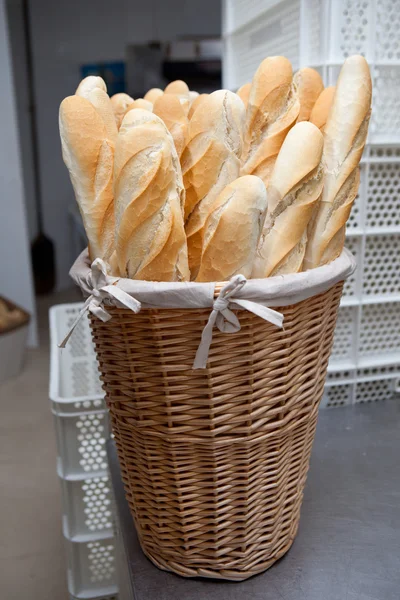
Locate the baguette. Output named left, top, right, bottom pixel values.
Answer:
left=309, top=86, right=335, bottom=131
left=181, top=90, right=245, bottom=278
left=59, top=95, right=115, bottom=261
left=126, top=98, right=153, bottom=112
left=144, top=88, right=163, bottom=103
left=164, top=80, right=190, bottom=115
left=75, top=75, right=106, bottom=95
left=236, top=82, right=251, bottom=108
left=153, top=94, right=188, bottom=157
left=196, top=176, right=267, bottom=282
left=164, top=80, right=189, bottom=95
left=114, top=109, right=189, bottom=281
left=304, top=55, right=372, bottom=269
left=76, top=76, right=118, bottom=143
left=110, top=93, right=134, bottom=128
left=252, top=122, right=324, bottom=278
left=294, top=67, right=324, bottom=122
left=241, top=56, right=300, bottom=186
left=188, top=93, right=208, bottom=119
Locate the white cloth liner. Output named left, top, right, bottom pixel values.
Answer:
left=61, top=248, right=356, bottom=369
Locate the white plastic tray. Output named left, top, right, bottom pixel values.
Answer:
left=61, top=476, right=114, bottom=542
left=65, top=534, right=118, bottom=599
left=54, top=409, right=110, bottom=480
left=49, top=304, right=105, bottom=414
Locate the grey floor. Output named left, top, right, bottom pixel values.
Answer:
left=0, top=287, right=81, bottom=600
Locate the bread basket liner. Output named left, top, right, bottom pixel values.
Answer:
left=60, top=247, right=356, bottom=368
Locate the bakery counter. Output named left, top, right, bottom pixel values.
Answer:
left=107, top=400, right=400, bottom=600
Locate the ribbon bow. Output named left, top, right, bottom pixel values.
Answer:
left=193, top=274, right=284, bottom=369
left=59, top=258, right=141, bottom=348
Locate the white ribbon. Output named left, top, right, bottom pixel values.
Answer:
left=193, top=275, right=284, bottom=369
left=59, top=258, right=141, bottom=348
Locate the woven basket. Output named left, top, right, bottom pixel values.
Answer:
left=90, top=280, right=343, bottom=580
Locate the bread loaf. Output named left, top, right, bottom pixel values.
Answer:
left=188, top=93, right=208, bottom=119
left=236, top=82, right=251, bottom=108
left=294, top=68, right=324, bottom=122
left=110, top=93, right=134, bottom=128
left=153, top=94, right=188, bottom=157
left=164, top=80, right=189, bottom=95
left=75, top=76, right=106, bottom=96
left=181, top=90, right=245, bottom=278
left=164, top=80, right=190, bottom=115
left=114, top=109, right=189, bottom=281
left=189, top=90, right=199, bottom=103
left=59, top=95, right=115, bottom=261
left=304, top=55, right=372, bottom=269
left=309, top=86, right=335, bottom=131
left=144, top=88, right=163, bottom=103
left=241, top=56, right=300, bottom=186
left=196, top=176, right=267, bottom=282
left=76, top=76, right=118, bottom=143
left=252, top=122, right=324, bottom=278
left=126, top=98, right=153, bottom=112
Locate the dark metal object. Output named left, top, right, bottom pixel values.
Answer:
left=108, top=401, right=400, bottom=600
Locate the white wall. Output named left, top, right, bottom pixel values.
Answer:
left=0, top=0, right=37, bottom=345
left=29, top=0, right=221, bottom=290
left=6, top=0, right=37, bottom=243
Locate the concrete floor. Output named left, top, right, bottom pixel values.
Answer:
left=0, top=287, right=81, bottom=600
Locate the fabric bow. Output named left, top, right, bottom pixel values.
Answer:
left=193, top=275, right=284, bottom=369
left=59, top=258, right=141, bottom=348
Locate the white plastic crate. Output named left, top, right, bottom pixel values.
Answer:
left=322, top=363, right=400, bottom=408
left=65, top=535, right=118, bottom=599
left=50, top=304, right=105, bottom=414
left=223, top=0, right=400, bottom=144
left=61, top=476, right=114, bottom=542
left=54, top=409, right=110, bottom=480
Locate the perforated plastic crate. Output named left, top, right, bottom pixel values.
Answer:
left=223, top=0, right=400, bottom=144
left=61, top=476, right=114, bottom=542
left=322, top=363, right=400, bottom=408
left=54, top=409, right=110, bottom=480
left=50, top=304, right=105, bottom=414
left=65, top=535, right=118, bottom=599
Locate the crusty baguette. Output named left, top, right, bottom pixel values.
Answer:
left=241, top=56, right=300, bottom=186
left=153, top=94, right=188, bottom=157
left=309, top=86, right=335, bottom=131
left=188, top=93, right=208, bottom=119
left=236, top=82, right=251, bottom=108
left=164, top=80, right=190, bottom=115
left=164, top=80, right=189, bottom=95
left=196, top=176, right=267, bottom=282
left=252, top=122, right=324, bottom=278
left=59, top=95, right=115, bottom=261
left=126, top=98, right=153, bottom=112
left=114, top=109, right=189, bottom=281
left=75, top=75, right=106, bottom=96
left=181, top=90, right=245, bottom=278
left=76, top=76, right=118, bottom=144
left=144, top=88, right=163, bottom=103
left=304, top=55, right=372, bottom=269
left=294, top=67, right=324, bottom=122
left=110, top=93, right=134, bottom=128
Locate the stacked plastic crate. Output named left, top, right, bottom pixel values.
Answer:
left=50, top=304, right=118, bottom=600
left=223, top=0, right=400, bottom=407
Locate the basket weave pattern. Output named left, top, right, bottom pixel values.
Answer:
left=90, top=281, right=343, bottom=580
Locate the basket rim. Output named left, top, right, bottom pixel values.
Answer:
left=70, top=247, right=356, bottom=310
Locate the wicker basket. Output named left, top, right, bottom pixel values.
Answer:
left=89, top=276, right=344, bottom=580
